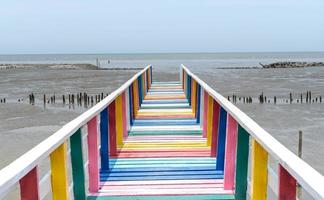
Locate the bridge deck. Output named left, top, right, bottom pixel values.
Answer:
left=88, top=82, right=234, bottom=200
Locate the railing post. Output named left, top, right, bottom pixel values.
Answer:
left=128, top=86, right=134, bottom=126
left=50, top=143, right=69, bottom=200
left=251, top=139, right=268, bottom=200
left=224, top=114, right=238, bottom=190
left=19, top=167, right=39, bottom=200
left=138, top=77, right=143, bottom=106
left=196, top=84, right=201, bottom=123
left=100, top=108, right=109, bottom=171
left=216, top=107, right=227, bottom=171
left=207, top=94, right=213, bottom=146
left=191, top=79, right=197, bottom=115
left=116, top=95, right=124, bottom=147
left=122, top=92, right=128, bottom=139
left=109, top=101, right=117, bottom=156
left=187, top=75, right=191, bottom=105
left=199, top=86, right=204, bottom=127
left=70, top=129, right=86, bottom=200
left=211, top=100, right=220, bottom=157
left=132, top=81, right=139, bottom=117
left=87, top=116, right=99, bottom=193
left=278, top=164, right=297, bottom=200
left=234, top=125, right=250, bottom=200
left=202, top=90, right=208, bottom=138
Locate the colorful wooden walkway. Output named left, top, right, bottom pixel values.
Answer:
left=1, top=65, right=324, bottom=200
left=88, top=81, right=234, bottom=199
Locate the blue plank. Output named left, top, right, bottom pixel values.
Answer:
left=196, top=84, right=201, bottom=123
left=100, top=108, right=109, bottom=171
left=216, top=107, right=227, bottom=171
left=128, top=86, right=133, bottom=126
left=138, top=76, right=143, bottom=105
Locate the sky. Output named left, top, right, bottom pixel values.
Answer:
left=0, top=0, right=324, bottom=54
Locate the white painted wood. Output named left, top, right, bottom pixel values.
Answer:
left=0, top=65, right=151, bottom=197
left=39, top=172, right=51, bottom=200
left=182, top=64, right=324, bottom=199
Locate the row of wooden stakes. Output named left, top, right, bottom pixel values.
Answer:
left=228, top=91, right=322, bottom=104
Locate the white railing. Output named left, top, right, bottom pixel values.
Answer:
left=182, top=64, right=324, bottom=199
left=0, top=65, right=151, bottom=199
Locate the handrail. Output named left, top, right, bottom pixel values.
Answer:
left=0, top=65, right=151, bottom=197
left=181, top=64, right=324, bottom=199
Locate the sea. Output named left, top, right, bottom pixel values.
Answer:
left=1, top=52, right=324, bottom=72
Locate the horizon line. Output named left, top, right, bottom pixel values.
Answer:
left=1, top=50, right=324, bottom=56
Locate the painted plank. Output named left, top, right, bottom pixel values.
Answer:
left=196, top=84, right=201, bottom=123
left=206, top=94, right=213, bottom=146
left=70, top=128, right=86, bottom=200
left=211, top=100, right=220, bottom=157
left=251, top=139, right=268, bottom=200
left=191, top=79, right=197, bottom=115
left=223, top=114, right=238, bottom=190
left=87, top=116, right=99, bottom=193
left=100, top=108, right=109, bottom=171
left=278, top=164, right=297, bottom=200
left=122, top=92, right=128, bottom=139
left=87, top=194, right=234, bottom=200
left=202, top=90, right=208, bottom=138
left=216, top=107, right=227, bottom=171
left=132, top=81, right=139, bottom=117
left=19, top=167, right=39, bottom=200
left=109, top=101, right=117, bottom=156
left=50, top=143, right=69, bottom=200
left=115, top=95, right=124, bottom=146
left=234, top=125, right=249, bottom=200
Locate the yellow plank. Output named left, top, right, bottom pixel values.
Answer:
left=206, top=95, right=213, bottom=146
left=191, top=79, right=197, bottom=115
left=116, top=95, right=124, bottom=146
left=251, top=139, right=268, bottom=200
left=50, top=142, right=69, bottom=200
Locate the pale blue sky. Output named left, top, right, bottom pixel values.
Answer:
left=1, top=0, right=324, bottom=54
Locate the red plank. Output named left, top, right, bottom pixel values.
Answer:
left=211, top=100, right=220, bottom=157
left=279, top=164, right=297, bottom=200
left=87, top=116, right=99, bottom=193
left=19, top=167, right=39, bottom=200
left=109, top=101, right=117, bottom=156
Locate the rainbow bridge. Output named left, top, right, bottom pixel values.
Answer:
left=0, top=65, right=324, bottom=200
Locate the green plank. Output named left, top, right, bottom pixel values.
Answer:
left=234, top=125, right=250, bottom=200
left=70, top=129, right=86, bottom=200
left=88, top=194, right=235, bottom=200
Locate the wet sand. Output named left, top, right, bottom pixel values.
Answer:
left=0, top=67, right=323, bottom=199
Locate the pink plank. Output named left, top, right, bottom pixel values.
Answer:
left=223, top=114, right=238, bottom=190
left=87, top=116, right=99, bottom=193
left=121, top=92, right=128, bottom=139
left=19, top=167, right=39, bottom=200
left=279, top=164, right=297, bottom=200
left=100, top=179, right=224, bottom=186
left=93, top=187, right=234, bottom=196
left=211, top=100, right=220, bottom=157
left=202, top=90, right=208, bottom=138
